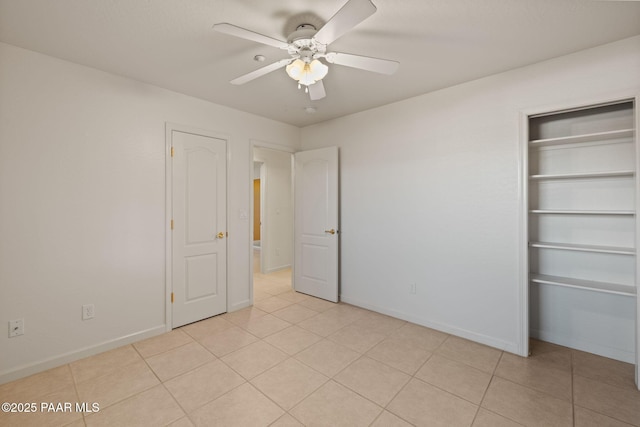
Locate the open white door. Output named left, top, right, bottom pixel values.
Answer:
left=294, top=147, right=339, bottom=302
left=171, top=130, right=227, bottom=327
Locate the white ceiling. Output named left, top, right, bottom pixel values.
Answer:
left=1, top=0, right=639, bottom=127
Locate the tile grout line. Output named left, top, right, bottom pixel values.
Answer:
left=170, top=353, right=250, bottom=418
left=571, top=373, right=640, bottom=427
left=69, top=365, right=87, bottom=427
left=130, top=340, right=185, bottom=417
left=158, top=382, right=188, bottom=425
left=263, top=327, right=324, bottom=358
left=356, top=329, right=447, bottom=425
left=246, top=356, right=332, bottom=424
left=376, top=351, right=433, bottom=426
left=182, top=379, right=252, bottom=420
left=122, top=345, right=185, bottom=420
left=74, top=345, right=160, bottom=418
left=475, top=350, right=527, bottom=427
left=470, top=350, right=505, bottom=427
left=137, top=332, right=234, bottom=419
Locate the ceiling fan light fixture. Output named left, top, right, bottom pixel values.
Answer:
left=286, top=58, right=328, bottom=86
left=309, top=59, right=328, bottom=80
left=286, top=59, right=305, bottom=80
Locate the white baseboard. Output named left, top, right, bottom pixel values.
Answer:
left=340, top=295, right=520, bottom=355
left=530, top=328, right=634, bottom=364
left=229, top=299, right=252, bottom=312
left=264, top=264, right=291, bottom=274
left=0, top=325, right=166, bottom=385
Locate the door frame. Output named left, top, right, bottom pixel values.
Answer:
left=249, top=140, right=295, bottom=304
left=165, top=123, right=231, bottom=331
left=517, top=93, right=640, bottom=388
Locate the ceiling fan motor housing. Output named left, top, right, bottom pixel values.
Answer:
left=287, top=24, right=326, bottom=60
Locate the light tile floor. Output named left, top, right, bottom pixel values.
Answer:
left=1, top=257, right=639, bottom=426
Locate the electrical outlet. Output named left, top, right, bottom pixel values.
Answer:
left=410, top=283, right=417, bottom=294
left=82, top=304, right=95, bottom=320
left=9, top=319, right=24, bottom=337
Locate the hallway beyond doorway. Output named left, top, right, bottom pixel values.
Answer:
left=253, top=248, right=294, bottom=304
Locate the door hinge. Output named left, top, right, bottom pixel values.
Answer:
left=171, top=292, right=174, bottom=303
left=171, top=146, right=175, bottom=157
left=171, top=219, right=174, bottom=230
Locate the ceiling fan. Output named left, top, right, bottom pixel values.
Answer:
left=213, top=0, right=399, bottom=101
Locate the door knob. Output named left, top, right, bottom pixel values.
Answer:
left=324, top=229, right=336, bottom=235
left=217, top=232, right=225, bottom=239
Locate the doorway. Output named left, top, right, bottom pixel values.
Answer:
left=250, top=143, right=341, bottom=304
left=252, top=146, right=294, bottom=301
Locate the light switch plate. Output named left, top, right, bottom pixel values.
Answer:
left=9, top=319, right=24, bottom=337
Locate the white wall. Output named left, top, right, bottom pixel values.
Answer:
left=0, top=42, right=300, bottom=383
left=253, top=147, right=293, bottom=273
left=301, top=36, right=640, bottom=354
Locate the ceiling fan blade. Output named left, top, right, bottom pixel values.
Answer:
left=325, top=52, right=399, bottom=75
left=308, top=80, right=326, bottom=100
left=230, top=58, right=293, bottom=85
left=313, top=0, right=376, bottom=45
left=213, top=23, right=289, bottom=50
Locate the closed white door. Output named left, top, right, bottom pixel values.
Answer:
left=294, top=147, right=339, bottom=302
left=171, top=130, right=227, bottom=327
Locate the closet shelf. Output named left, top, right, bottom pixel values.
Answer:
left=529, top=128, right=634, bottom=148
left=530, top=274, right=636, bottom=297
left=529, top=241, right=635, bottom=255
left=529, top=209, right=635, bottom=215
left=529, top=170, right=635, bottom=180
